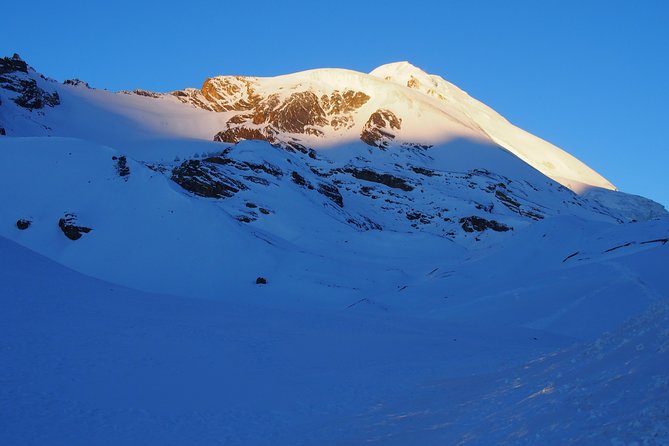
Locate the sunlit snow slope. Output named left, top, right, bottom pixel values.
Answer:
left=370, top=61, right=617, bottom=191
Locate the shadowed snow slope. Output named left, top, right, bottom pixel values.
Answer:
left=1, top=217, right=668, bottom=445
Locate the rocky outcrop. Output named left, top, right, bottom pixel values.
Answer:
left=113, top=156, right=130, bottom=178
left=214, top=126, right=276, bottom=145
left=317, top=183, right=344, bottom=207
left=171, top=159, right=247, bottom=199
left=0, top=54, right=60, bottom=110
left=0, top=54, right=28, bottom=75
left=58, top=214, right=92, bottom=240
left=16, top=218, right=31, bottom=230
left=173, top=77, right=371, bottom=147
left=63, top=79, right=90, bottom=88
left=266, top=91, right=329, bottom=134
left=121, top=89, right=161, bottom=99
left=411, top=166, right=438, bottom=177
left=405, top=211, right=431, bottom=224
left=320, top=90, right=371, bottom=130
left=345, top=168, right=413, bottom=192
left=173, top=76, right=262, bottom=113
left=360, top=109, right=402, bottom=149
left=12, top=81, right=60, bottom=110
left=459, top=216, right=511, bottom=233
left=201, top=76, right=263, bottom=112
left=291, top=171, right=312, bottom=188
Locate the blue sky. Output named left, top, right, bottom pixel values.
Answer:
left=2, top=0, right=668, bottom=207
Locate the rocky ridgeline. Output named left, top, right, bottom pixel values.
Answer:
left=0, top=54, right=60, bottom=112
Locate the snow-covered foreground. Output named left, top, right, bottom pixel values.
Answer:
left=2, top=223, right=668, bottom=445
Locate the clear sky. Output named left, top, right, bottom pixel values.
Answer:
left=2, top=0, right=668, bottom=207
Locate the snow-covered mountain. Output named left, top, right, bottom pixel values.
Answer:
left=1, top=54, right=616, bottom=189
left=0, top=53, right=616, bottom=184
left=1, top=54, right=668, bottom=444
left=171, top=60, right=617, bottom=192
left=0, top=53, right=665, bottom=294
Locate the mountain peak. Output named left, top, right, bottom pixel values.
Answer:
left=369, top=61, right=430, bottom=80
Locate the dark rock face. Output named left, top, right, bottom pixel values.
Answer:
left=174, top=77, right=370, bottom=148
left=0, top=54, right=60, bottom=111
left=459, top=216, right=511, bottom=233
left=346, top=168, right=413, bottom=191
left=16, top=218, right=31, bottom=230
left=63, top=79, right=90, bottom=88
left=317, top=183, right=344, bottom=207
left=123, top=89, right=160, bottom=98
left=411, top=166, right=438, bottom=177
left=171, top=159, right=247, bottom=199
left=0, top=128, right=5, bottom=136
left=113, top=156, right=130, bottom=178
left=5, top=78, right=60, bottom=110
left=291, top=171, right=312, bottom=189
left=268, top=91, right=329, bottom=134
left=360, top=109, right=402, bottom=149
left=255, top=277, right=267, bottom=285
left=320, top=90, right=371, bottom=130
left=199, top=76, right=262, bottom=112
left=214, top=126, right=276, bottom=145
left=244, top=175, right=270, bottom=185
left=402, top=143, right=433, bottom=151
left=58, top=214, right=92, bottom=240
left=16, top=85, right=59, bottom=109
left=0, top=54, right=28, bottom=75
left=406, top=211, right=431, bottom=224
